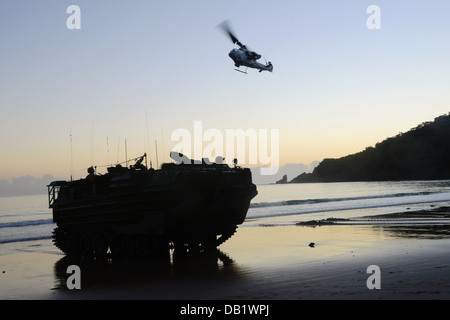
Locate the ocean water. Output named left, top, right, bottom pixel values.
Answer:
left=1, top=180, right=450, bottom=253
left=246, top=180, right=450, bottom=227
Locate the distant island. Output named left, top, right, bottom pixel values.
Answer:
left=280, top=113, right=450, bottom=183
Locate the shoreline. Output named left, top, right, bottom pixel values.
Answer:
left=1, top=207, right=450, bottom=300
left=296, top=206, right=450, bottom=225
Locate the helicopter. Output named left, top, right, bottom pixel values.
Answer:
left=219, top=20, right=273, bottom=74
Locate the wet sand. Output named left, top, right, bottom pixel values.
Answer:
left=1, top=212, right=450, bottom=302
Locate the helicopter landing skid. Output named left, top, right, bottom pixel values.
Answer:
left=234, top=68, right=248, bottom=74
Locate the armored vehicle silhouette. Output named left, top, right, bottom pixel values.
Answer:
left=48, top=152, right=257, bottom=257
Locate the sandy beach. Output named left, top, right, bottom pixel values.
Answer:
left=1, top=210, right=450, bottom=304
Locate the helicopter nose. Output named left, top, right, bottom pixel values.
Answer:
left=229, top=49, right=240, bottom=62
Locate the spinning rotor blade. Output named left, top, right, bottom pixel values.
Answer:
left=218, top=20, right=244, bottom=48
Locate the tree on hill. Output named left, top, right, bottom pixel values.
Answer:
left=290, top=113, right=450, bottom=183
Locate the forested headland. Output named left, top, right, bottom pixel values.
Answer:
left=288, top=113, right=450, bottom=183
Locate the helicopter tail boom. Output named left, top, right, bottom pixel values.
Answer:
left=263, top=62, right=273, bottom=72
left=255, top=61, right=273, bottom=73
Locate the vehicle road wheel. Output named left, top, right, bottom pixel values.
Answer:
left=92, top=235, right=108, bottom=256
left=136, top=236, right=151, bottom=258
left=79, top=235, right=92, bottom=256
left=66, top=234, right=80, bottom=255
left=122, top=236, right=135, bottom=257
left=109, top=236, right=121, bottom=257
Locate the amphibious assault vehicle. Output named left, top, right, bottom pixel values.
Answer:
left=48, top=152, right=257, bottom=258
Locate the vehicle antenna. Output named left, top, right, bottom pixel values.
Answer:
left=125, top=139, right=128, bottom=167
left=117, top=137, right=121, bottom=164
left=106, top=136, right=110, bottom=167
left=91, top=121, right=94, bottom=166
left=146, top=110, right=153, bottom=168
left=161, top=128, right=166, bottom=164
left=70, top=132, right=73, bottom=181
left=155, top=140, right=159, bottom=169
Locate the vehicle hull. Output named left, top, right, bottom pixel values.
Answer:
left=49, top=161, right=257, bottom=257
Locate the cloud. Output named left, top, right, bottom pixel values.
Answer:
left=0, top=174, right=58, bottom=197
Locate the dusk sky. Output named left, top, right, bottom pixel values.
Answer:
left=1, top=1, right=449, bottom=181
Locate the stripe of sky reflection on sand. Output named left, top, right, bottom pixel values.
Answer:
left=220, top=225, right=392, bottom=269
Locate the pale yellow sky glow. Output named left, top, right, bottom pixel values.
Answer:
left=1, top=1, right=449, bottom=182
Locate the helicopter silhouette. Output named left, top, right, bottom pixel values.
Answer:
left=219, top=20, right=273, bottom=74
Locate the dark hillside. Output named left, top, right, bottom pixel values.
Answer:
left=291, top=113, right=450, bottom=183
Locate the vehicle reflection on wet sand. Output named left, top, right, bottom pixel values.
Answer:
left=53, top=248, right=242, bottom=296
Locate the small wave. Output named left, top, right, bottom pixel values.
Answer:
left=0, top=218, right=54, bottom=229
left=0, top=211, right=50, bottom=219
left=250, top=200, right=288, bottom=208
left=0, top=235, right=52, bottom=244
left=250, top=191, right=441, bottom=209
